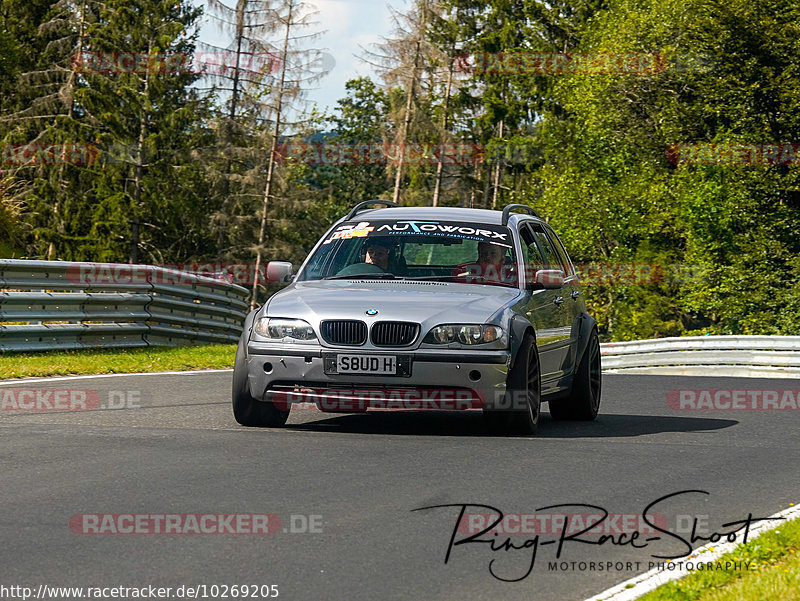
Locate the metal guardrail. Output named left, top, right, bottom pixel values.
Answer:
left=4, top=265, right=798, bottom=376
left=601, top=335, right=800, bottom=378
left=0, top=260, right=250, bottom=352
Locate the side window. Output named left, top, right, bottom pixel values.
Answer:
left=527, top=223, right=564, bottom=273
left=543, top=226, right=574, bottom=276
left=520, top=224, right=546, bottom=273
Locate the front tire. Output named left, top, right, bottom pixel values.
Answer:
left=232, top=335, right=290, bottom=427
left=550, top=327, right=601, bottom=421
left=483, top=333, right=540, bottom=434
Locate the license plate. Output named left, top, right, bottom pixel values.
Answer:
left=337, top=354, right=397, bottom=375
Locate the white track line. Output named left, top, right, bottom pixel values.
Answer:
left=0, top=369, right=232, bottom=385
left=584, top=502, right=800, bottom=601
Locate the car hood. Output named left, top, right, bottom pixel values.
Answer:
left=264, top=280, right=522, bottom=325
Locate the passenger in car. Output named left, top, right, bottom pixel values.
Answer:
left=452, top=242, right=514, bottom=284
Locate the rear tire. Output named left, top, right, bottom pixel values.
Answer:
left=483, top=333, right=540, bottom=435
left=550, top=327, right=601, bottom=421
left=232, top=335, right=290, bottom=427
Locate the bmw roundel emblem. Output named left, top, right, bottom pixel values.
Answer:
left=366, top=309, right=379, bottom=316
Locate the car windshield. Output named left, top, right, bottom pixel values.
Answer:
left=298, top=219, right=518, bottom=288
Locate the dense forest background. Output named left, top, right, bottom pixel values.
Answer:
left=2, top=0, right=799, bottom=341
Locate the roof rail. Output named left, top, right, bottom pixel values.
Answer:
left=501, top=204, right=541, bottom=226
left=345, top=200, right=399, bottom=221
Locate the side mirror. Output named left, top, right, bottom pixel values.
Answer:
left=532, top=269, right=564, bottom=290
left=267, top=261, right=294, bottom=283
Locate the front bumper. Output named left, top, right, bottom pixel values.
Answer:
left=246, top=343, right=511, bottom=411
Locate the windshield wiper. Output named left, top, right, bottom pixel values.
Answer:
left=323, top=273, right=397, bottom=280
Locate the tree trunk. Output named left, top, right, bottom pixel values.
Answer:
left=130, top=36, right=153, bottom=264
left=48, top=0, right=86, bottom=260
left=432, top=56, right=453, bottom=207
left=216, top=0, right=247, bottom=259
left=392, top=0, right=426, bottom=205
left=251, top=0, right=293, bottom=309
left=491, top=118, right=504, bottom=209
left=481, top=160, right=491, bottom=208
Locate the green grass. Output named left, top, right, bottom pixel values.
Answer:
left=0, top=345, right=237, bottom=379
left=637, top=512, right=800, bottom=601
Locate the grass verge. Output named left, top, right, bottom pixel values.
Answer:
left=637, top=513, right=800, bottom=601
left=0, top=345, right=236, bottom=379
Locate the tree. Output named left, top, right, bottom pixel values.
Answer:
left=426, top=1, right=474, bottom=206
left=533, top=0, right=800, bottom=338
left=365, top=0, right=435, bottom=205
left=0, top=0, right=100, bottom=259
left=250, top=0, right=327, bottom=307
left=328, top=77, right=391, bottom=203
left=202, top=0, right=278, bottom=259
left=78, top=0, right=214, bottom=262
left=0, top=173, right=27, bottom=256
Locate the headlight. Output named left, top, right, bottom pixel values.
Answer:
left=254, top=318, right=317, bottom=341
left=424, top=324, right=505, bottom=345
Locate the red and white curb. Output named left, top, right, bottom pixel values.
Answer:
left=584, top=502, right=800, bottom=601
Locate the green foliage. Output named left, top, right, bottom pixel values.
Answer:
left=1, top=0, right=798, bottom=340
left=638, top=516, right=800, bottom=601
left=0, top=344, right=236, bottom=378
left=317, top=76, right=392, bottom=204
left=533, top=0, right=800, bottom=339
left=0, top=175, right=27, bottom=255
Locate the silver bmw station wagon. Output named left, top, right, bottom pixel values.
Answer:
left=232, top=202, right=601, bottom=434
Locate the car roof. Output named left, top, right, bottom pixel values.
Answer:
left=342, top=206, right=539, bottom=226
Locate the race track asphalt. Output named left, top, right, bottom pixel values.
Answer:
left=1, top=372, right=798, bottom=601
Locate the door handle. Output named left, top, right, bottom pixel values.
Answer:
left=554, top=296, right=565, bottom=306
left=571, top=290, right=580, bottom=300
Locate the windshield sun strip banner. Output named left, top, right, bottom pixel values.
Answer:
left=322, top=220, right=512, bottom=246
